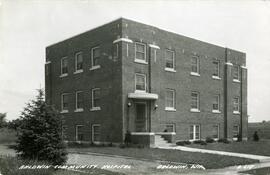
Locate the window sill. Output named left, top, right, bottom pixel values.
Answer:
left=212, top=110, right=221, bottom=114
left=165, top=107, right=176, bottom=111
left=134, top=59, right=148, bottom=65
left=165, top=68, right=177, bottom=72
left=190, top=108, right=200, bottom=113
left=190, top=72, right=200, bottom=77
left=59, top=73, right=68, bottom=78
left=212, top=76, right=221, bottom=80
left=134, top=90, right=146, bottom=93
left=233, top=79, right=241, bottom=83
left=60, top=110, right=68, bottom=114
left=74, top=109, right=84, bottom=112
left=90, top=65, right=101, bottom=71
left=233, top=111, right=240, bottom=114
left=74, top=70, right=83, bottom=74
left=90, top=107, right=101, bottom=111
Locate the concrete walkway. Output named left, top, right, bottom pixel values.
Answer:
left=156, top=145, right=270, bottom=162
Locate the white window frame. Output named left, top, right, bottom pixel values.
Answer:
left=212, top=94, right=221, bottom=113
left=91, top=88, right=101, bottom=111
left=212, top=124, right=220, bottom=140
left=134, top=42, right=147, bottom=64
left=189, top=125, right=200, bottom=141
left=163, top=123, right=176, bottom=132
left=113, top=43, right=118, bottom=59
left=61, top=125, right=68, bottom=140
left=60, top=57, right=68, bottom=77
left=74, top=52, right=83, bottom=74
left=165, top=89, right=176, bottom=111
left=75, top=125, right=83, bottom=142
left=233, top=97, right=240, bottom=114
left=190, top=91, right=200, bottom=112
left=75, top=91, right=84, bottom=112
left=233, top=125, right=239, bottom=139
left=233, top=65, right=240, bottom=82
left=212, top=60, right=221, bottom=80
left=90, top=46, right=101, bottom=70
left=135, top=73, right=146, bottom=92
left=61, top=93, right=69, bottom=113
left=92, top=124, right=101, bottom=144
left=190, top=56, right=200, bottom=76
left=165, top=49, right=176, bottom=72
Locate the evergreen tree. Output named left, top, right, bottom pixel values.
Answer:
left=15, top=89, right=67, bottom=165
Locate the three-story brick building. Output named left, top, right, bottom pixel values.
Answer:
left=45, top=18, right=248, bottom=146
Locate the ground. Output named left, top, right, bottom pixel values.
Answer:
left=185, top=139, right=270, bottom=156
left=68, top=146, right=258, bottom=169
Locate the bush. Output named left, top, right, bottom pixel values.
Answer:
left=205, top=137, right=215, bottom=143
left=176, top=140, right=191, bottom=146
left=193, top=140, right=207, bottom=145
left=0, top=128, right=17, bottom=144
left=218, top=138, right=230, bottom=144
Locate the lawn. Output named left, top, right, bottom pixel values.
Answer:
left=0, top=155, right=123, bottom=175
left=185, top=139, right=270, bottom=156
left=68, top=146, right=258, bottom=169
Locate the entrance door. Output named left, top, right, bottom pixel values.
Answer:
left=135, top=103, right=147, bottom=132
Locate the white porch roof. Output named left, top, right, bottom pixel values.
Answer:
left=128, top=92, right=158, bottom=100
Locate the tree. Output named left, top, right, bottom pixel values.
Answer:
left=15, top=89, right=67, bottom=165
left=0, top=113, right=7, bottom=128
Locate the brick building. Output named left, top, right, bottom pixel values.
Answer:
left=45, top=18, right=248, bottom=146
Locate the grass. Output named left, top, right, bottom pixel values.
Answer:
left=0, top=155, right=123, bottom=175
left=68, top=146, right=258, bottom=169
left=185, top=139, right=270, bottom=156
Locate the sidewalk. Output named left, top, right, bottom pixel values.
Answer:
left=156, top=145, right=270, bottom=162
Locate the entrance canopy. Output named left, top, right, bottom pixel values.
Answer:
left=128, top=92, right=158, bottom=100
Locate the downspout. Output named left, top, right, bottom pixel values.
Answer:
left=224, top=48, right=228, bottom=139
left=148, top=46, right=152, bottom=132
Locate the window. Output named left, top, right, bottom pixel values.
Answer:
left=164, top=124, right=175, bottom=132
left=233, top=65, right=240, bottom=81
left=165, top=89, right=175, bottom=111
left=165, top=50, right=175, bottom=70
left=75, top=125, right=84, bottom=141
left=61, top=93, right=68, bottom=112
left=75, top=91, right=83, bottom=111
left=91, top=88, right=101, bottom=110
left=213, top=94, right=220, bottom=112
left=91, top=46, right=100, bottom=69
left=233, top=97, right=240, bottom=113
left=135, top=73, right=146, bottom=92
left=62, top=125, right=68, bottom=140
left=113, top=43, right=118, bottom=59
left=190, top=125, right=200, bottom=140
left=212, top=125, right=219, bottom=139
left=191, top=92, right=199, bottom=111
left=135, top=42, right=146, bottom=62
left=92, top=124, right=101, bottom=143
left=75, top=52, right=83, bottom=72
left=233, top=125, right=239, bottom=138
left=213, top=60, right=220, bottom=78
left=61, top=57, right=68, bottom=76
left=191, top=56, right=199, bottom=75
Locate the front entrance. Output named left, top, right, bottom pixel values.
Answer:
left=135, top=102, right=147, bottom=132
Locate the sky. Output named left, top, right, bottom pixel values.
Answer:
left=0, top=0, right=270, bottom=122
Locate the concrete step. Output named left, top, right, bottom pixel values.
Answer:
left=154, top=135, right=171, bottom=147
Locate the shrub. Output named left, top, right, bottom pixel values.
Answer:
left=205, top=137, right=215, bottom=143
left=176, top=140, right=191, bottom=146
left=193, top=140, right=207, bottom=145
left=119, top=143, right=126, bottom=149
left=218, top=138, right=230, bottom=144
